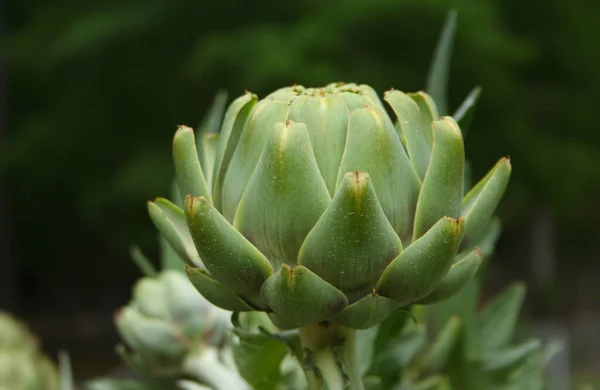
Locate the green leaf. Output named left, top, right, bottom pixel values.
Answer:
left=377, top=217, right=464, bottom=305
left=420, top=316, right=462, bottom=373
left=186, top=266, right=254, bottom=312
left=333, top=293, right=401, bottom=329
left=232, top=328, right=289, bottom=389
left=461, top=158, right=511, bottom=247
left=480, top=338, right=542, bottom=372
left=477, top=282, right=526, bottom=353
left=261, top=264, right=349, bottom=327
left=336, top=107, right=421, bottom=240
left=173, top=126, right=211, bottom=202
left=356, top=326, right=379, bottom=376
left=196, top=90, right=228, bottom=135
left=147, top=198, right=202, bottom=267
left=370, top=324, right=427, bottom=383
left=384, top=89, right=431, bottom=180
left=373, top=309, right=414, bottom=353
left=425, top=10, right=458, bottom=116
left=287, top=94, right=350, bottom=195
left=426, top=278, right=479, bottom=358
left=212, top=92, right=258, bottom=211
left=233, top=121, right=331, bottom=269
left=222, top=99, right=291, bottom=220
left=185, top=195, right=273, bottom=305
left=453, top=86, right=482, bottom=138
left=299, top=171, right=402, bottom=301
left=129, top=245, right=158, bottom=277
left=417, top=248, right=482, bottom=304
left=413, top=117, right=464, bottom=240
left=473, top=217, right=502, bottom=261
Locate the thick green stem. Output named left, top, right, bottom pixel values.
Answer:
left=183, top=348, right=250, bottom=390
left=300, top=323, right=364, bottom=390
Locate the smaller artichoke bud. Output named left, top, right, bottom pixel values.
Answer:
left=0, top=311, right=59, bottom=390
left=115, top=270, right=231, bottom=375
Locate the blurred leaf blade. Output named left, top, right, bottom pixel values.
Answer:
left=426, top=9, right=458, bottom=116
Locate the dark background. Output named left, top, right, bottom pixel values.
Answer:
left=1, top=0, right=599, bottom=383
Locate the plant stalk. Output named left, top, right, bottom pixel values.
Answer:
left=300, top=323, right=364, bottom=390
left=183, top=348, right=250, bottom=390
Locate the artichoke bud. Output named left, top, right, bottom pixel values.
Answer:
left=114, top=271, right=231, bottom=372
left=151, top=83, right=509, bottom=330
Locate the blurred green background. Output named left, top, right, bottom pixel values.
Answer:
left=2, top=0, right=599, bottom=382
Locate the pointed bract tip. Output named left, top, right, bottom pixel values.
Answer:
left=281, top=263, right=292, bottom=272
left=184, top=194, right=209, bottom=210
left=473, top=246, right=483, bottom=257
left=176, top=125, right=193, bottom=133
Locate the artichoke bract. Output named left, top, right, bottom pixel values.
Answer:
left=0, top=312, right=59, bottom=390
left=149, top=83, right=511, bottom=330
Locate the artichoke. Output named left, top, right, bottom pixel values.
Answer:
left=149, top=83, right=511, bottom=331
left=0, top=311, right=59, bottom=390
left=114, top=270, right=248, bottom=389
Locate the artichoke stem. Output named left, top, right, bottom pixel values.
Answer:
left=300, top=323, right=365, bottom=390
left=183, top=348, right=250, bottom=390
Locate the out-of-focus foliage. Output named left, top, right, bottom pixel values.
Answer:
left=0, top=312, right=59, bottom=389
left=3, top=0, right=599, bottom=312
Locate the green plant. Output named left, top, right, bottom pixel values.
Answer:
left=76, top=11, right=565, bottom=390
left=0, top=312, right=59, bottom=390
left=361, top=284, right=556, bottom=390
left=144, top=51, right=513, bottom=390
left=140, top=10, right=516, bottom=388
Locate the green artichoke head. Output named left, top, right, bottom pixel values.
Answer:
left=149, top=83, right=511, bottom=330
left=114, top=270, right=231, bottom=374
left=0, top=312, right=59, bottom=390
